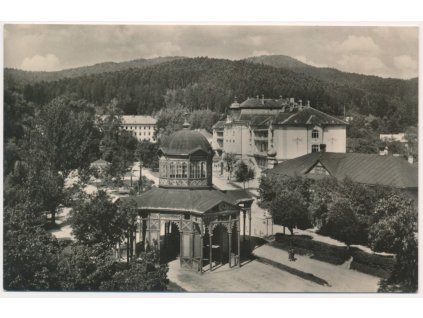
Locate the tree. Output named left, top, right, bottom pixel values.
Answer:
left=99, top=252, right=169, bottom=291
left=369, top=193, right=418, bottom=292
left=269, top=188, right=311, bottom=235
left=99, top=99, right=138, bottom=178
left=155, top=104, right=188, bottom=138
left=69, top=190, right=128, bottom=249
left=319, top=198, right=364, bottom=245
left=136, top=140, right=160, bottom=170
left=3, top=204, right=61, bottom=290
left=57, top=243, right=117, bottom=291
left=234, top=161, right=255, bottom=189
left=222, top=152, right=237, bottom=179
left=33, top=95, right=101, bottom=176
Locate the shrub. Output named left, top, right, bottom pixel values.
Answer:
left=350, top=247, right=396, bottom=279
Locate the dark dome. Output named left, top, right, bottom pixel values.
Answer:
left=161, top=129, right=212, bottom=156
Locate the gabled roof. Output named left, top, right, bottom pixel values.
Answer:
left=212, top=121, right=225, bottom=130
left=240, top=98, right=285, bottom=109
left=122, top=188, right=240, bottom=214
left=222, top=189, right=255, bottom=205
left=266, top=152, right=418, bottom=189
left=275, top=107, right=347, bottom=126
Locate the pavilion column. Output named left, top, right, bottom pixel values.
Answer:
left=200, top=233, right=204, bottom=274
left=243, top=210, right=246, bottom=241
left=248, top=208, right=252, bottom=252
left=237, top=218, right=241, bottom=268
left=209, top=229, right=213, bottom=272
left=228, top=228, right=232, bottom=268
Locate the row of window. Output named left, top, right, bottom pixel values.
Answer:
left=132, top=131, right=151, bottom=136
left=160, top=161, right=207, bottom=179
left=124, top=125, right=153, bottom=130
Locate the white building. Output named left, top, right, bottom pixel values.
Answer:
left=121, top=115, right=157, bottom=142
left=212, top=96, right=347, bottom=171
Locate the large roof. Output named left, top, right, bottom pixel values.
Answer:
left=160, top=129, right=213, bottom=156
left=274, top=107, right=347, bottom=126
left=121, top=115, right=157, bottom=125
left=266, top=152, right=418, bottom=189
left=121, top=187, right=240, bottom=214
left=240, top=97, right=285, bottom=109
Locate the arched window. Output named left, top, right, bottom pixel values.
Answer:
left=312, top=129, right=319, bottom=139
left=169, top=162, right=175, bottom=178
left=200, top=162, right=206, bottom=178
left=182, top=162, right=187, bottom=178
left=176, top=162, right=182, bottom=178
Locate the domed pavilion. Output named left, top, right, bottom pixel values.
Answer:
left=123, top=121, right=254, bottom=272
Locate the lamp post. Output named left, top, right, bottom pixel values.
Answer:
left=138, top=161, right=143, bottom=195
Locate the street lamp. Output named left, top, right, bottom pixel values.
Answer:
left=138, top=161, right=143, bottom=195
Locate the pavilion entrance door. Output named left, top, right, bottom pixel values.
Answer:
left=161, top=221, right=180, bottom=264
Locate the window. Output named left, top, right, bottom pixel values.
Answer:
left=169, top=162, right=175, bottom=178
left=190, top=162, right=200, bottom=178
left=312, top=129, right=319, bottom=139
left=200, top=162, right=206, bottom=178
left=162, top=161, right=167, bottom=177
left=176, top=162, right=182, bottom=178
left=182, top=162, right=187, bottom=178
left=312, top=145, right=319, bottom=153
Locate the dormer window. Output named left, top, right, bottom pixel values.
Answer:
left=312, top=129, right=319, bottom=139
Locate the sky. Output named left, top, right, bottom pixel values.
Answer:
left=3, top=24, right=419, bottom=79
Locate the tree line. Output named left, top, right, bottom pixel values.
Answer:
left=6, top=57, right=417, bottom=133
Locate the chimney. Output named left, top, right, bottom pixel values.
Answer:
left=320, top=144, right=326, bottom=152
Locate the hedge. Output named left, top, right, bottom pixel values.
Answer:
left=273, top=233, right=350, bottom=265
left=350, top=247, right=396, bottom=279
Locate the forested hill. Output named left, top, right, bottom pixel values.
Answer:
left=5, top=56, right=418, bottom=131
left=4, top=56, right=184, bottom=84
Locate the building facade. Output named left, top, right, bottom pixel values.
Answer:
left=212, top=96, right=347, bottom=171
left=121, top=115, right=157, bottom=142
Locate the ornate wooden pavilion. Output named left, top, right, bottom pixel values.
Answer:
left=121, top=123, right=254, bottom=272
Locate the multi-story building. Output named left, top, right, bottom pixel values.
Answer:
left=212, top=96, right=347, bottom=171
left=121, top=115, right=157, bottom=142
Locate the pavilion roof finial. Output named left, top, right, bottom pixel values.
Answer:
left=183, top=111, right=190, bottom=129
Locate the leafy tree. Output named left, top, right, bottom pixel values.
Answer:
left=369, top=193, right=418, bottom=292
left=69, top=190, right=128, bottom=249
left=155, top=104, right=188, bottom=138
left=32, top=95, right=101, bottom=176
left=319, top=198, right=364, bottom=245
left=136, top=140, right=160, bottom=170
left=189, top=109, right=220, bottom=133
left=3, top=204, right=61, bottom=290
left=99, top=99, right=138, bottom=178
left=234, top=161, right=255, bottom=189
left=268, top=188, right=311, bottom=235
left=100, top=252, right=169, bottom=291
left=57, top=243, right=117, bottom=291
left=222, top=152, right=237, bottom=179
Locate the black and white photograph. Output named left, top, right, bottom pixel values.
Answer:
left=2, top=23, right=419, bottom=294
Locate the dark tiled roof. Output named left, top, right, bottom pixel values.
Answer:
left=267, top=152, right=418, bottom=189
left=160, top=129, right=213, bottom=156
left=240, top=98, right=284, bottom=109
left=223, top=189, right=255, bottom=205
left=122, top=188, right=240, bottom=214
left=275, top=107, right=347, bottom=126
left=212, top=121, right=225, bottom=130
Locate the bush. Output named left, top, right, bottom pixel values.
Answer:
left=273, top=233, right=350, bottom=265
left=350, top=248, right=395, bottom=279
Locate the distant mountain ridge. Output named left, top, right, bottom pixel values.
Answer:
left=5, top=56, right=185, bottom=84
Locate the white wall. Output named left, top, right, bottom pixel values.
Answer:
left=323, top=126, right=346, bottom=153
